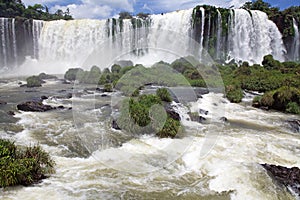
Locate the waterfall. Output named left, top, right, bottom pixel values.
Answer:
left=12, top=18, right=17, bottom=67
left=199, top=7, right=205, bottom=58
left=292, top=18, right=300, bottom=61
left=32, top=20, right=43, bottom=59
left=216, top=10, right=222, bottom=59
left=229, top=9, right=285, bottom=64
left=0, top=18, right=8, bottom=68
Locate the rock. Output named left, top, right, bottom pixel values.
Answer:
left=57, top=105, right=65, bottom=109
left=115, top=60, right=133, bottom=67
left=41, top=95, right=48, bottom=100
left=199, top=109, right=208, bottom=115
left=199, top=116, right=206, bottom=122
left=18, top=82, right=22, bottom=85
left=287, top=119, right=300, bottom=133
left=164, top=104, right=181, bottom=121
left=262, top=164, right=300, bottom=196
left=17, top=101, right=55, bottom=112
left=7, top=111, right=15, bottom=116
left=220, top=117, right=228, bottom=122
left=101, top=94, right=108, bottom=97
left=112, top=119, right=121, bottom=130
left=20, top=84, right=27, bottom=87
left=0, top=100, right=7, bottom=105
left=188, top=112, right=206, bottom=123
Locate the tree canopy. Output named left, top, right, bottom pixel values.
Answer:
left=0, top=0, right=73, bottom=20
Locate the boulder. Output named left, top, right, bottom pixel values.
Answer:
left=0, top=100, right=7, bottom=105
left=287, top=119, right=300, bottom=133
left=41, top=95, right=48, bottom=100
left=112, top=119, right=121, bottom=130
left=262, top=164, right=300, bottom=196
left=164, top=105, right=181, bottom=121
left=17, top=101, right=55, bottom=112
left=7, top=111, right=15, bottom=116
left=220, top=117, right=228, bottom=122
left=199, top=109, right=208, bottom=115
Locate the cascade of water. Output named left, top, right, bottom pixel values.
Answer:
left=229, top=9, right=285, bottom=64
left=292, top=18, right=300, bottom=61
left=12, top=18, right=17, bottom=67
left=32, top=20, right=43, bottom=59
left=199, top=7, right=205, bottom=59
left=1, top=18, right=8, bottom=68
left=216, top=10, right=222, bottom=59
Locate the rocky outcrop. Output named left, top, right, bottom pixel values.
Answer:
left=262, top=164, right=300, bottom=196
left=164, top=104, right=181, bottom=121
left=0, top=100, right=7, bottom=105
left=287, top=119, right=300, bottom=133
left=17, top=101, right=55, bottom=112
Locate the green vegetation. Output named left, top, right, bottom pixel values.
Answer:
left=116, top=93, right=180, bottom=138
left=0, top=0, right=73, bottom=20
left=156, top=88, right=172, bottom=102
left=104, top=84, right=113, bottom=92
left=0, top=139, right=55, bottom=188
left=119, top=12, right=132, bottom=19
left=254, top=86, right=300, bottom=114
left=26, top=75, right=42, bottom=87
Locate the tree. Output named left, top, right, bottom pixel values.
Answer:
left=119, top=11, right=132, bottom=19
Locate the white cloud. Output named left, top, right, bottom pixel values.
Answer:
left=22, top=0, right=60, bottom=6
left=50, top=0, right=134, bottom=19
left=50, top=4, right=113, bottom=19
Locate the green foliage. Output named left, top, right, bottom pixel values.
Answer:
left=157, top=117, right=180, bottom=138
left=262, top=55, right=282, bottom=70
left=0, top=139, right=55, bottom=188
left=104, top=84, right=113, bottom=92
left=225, top=84, right=243, bottom=103
left=117, top=94, right=180, bottom=138
left=286, top=102, right=300, bottom=114
left=119, top=11, right=132, bottom=19
left=111, top=64, right=121, bottom=74
left=38, top=73, right=56, bottom=80
left=0, top=0, right=73, bottom=20
left=156, top=88, right=172, bottom=102
left=64, top=68, right=84, bottom=81
left=26, top=75, right=42, bottom=87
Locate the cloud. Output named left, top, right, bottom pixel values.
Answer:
left=22, top=0, right=61, bottom=6
left=50, top=4, right=113, bottom=19
left=50, top=0, right=134, bottom=19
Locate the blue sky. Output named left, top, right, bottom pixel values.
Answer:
left=22, top=0, right=300, bottom=19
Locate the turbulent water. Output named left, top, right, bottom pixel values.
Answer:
left=0, top=7, right=298, bottom=73
left=292, top=18, right=300, bottom=61
left=0, top=79, right=299, bottom=200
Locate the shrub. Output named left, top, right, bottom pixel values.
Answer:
left=0, top=139, right=55, bottom=188
left=64, top=68, right=84, bottom=81
left=286, top=102, right=300, bottom=114
left=104, top=84, right=113, bottom=92
left=26, top=76, right=42, bottom=87
left=261, top=91, right=275, bottom=107
left=38, top=73, right=57, bottom=80
left=156, top=88, right=172, bottom=102
left=225, top=84, right=243, bottom=103
left=157, top=117, right=180, bottom=138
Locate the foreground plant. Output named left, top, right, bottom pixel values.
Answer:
left=0, top=139, right=55, bottom=188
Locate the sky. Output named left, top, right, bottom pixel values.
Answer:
left=22, top=0, right=300, bottom=19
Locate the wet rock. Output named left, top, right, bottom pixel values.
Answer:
left=220, top=117, right=228, bottom=122
left=7, top=111, right=15, bottom=116
left=188, top=112, right=206, bottom=123
left=164, top=104, right=181, bottom=120
left=41, top=95, right=48, bottom=100
left=101, top=94, right=108, bottom=97
left=17, top=101, right=55, bottom=112
left=199, top=109, right=208, bottom=115
left=194, top=88, right=209, bottom=98
left=0, top=100, right=7, bottom=105
left=262, top=164, right=300, bottom=196
left=57, top=105, right=65, bottom=109
left=112, top=119, right=121, bottom=130
left=287, top=119, right=300, bottom=133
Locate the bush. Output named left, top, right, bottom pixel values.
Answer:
left=104, top=84, right=113, bottom=92
left=156, top=88, right=172, bottom=102
left=64, top=68, right=84, bottom=81
left=286, top=102, right=300, bottom=114
left=0, top=139, right=55, bottom=188
left=157, top=117, right=180, bottom=138
left=26, top=76, right=42, bottom=87
left=225, top=84, right=243, bottom=103
left=38, top=73, right=57, bottom=80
